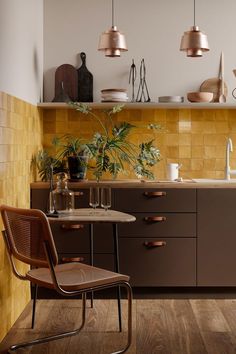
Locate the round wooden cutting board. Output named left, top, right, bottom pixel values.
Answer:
left=200, top=78, right=228, bottom=102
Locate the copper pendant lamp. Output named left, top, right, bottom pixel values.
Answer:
left=180, top=0, right=209, bottom=57
left=98, top=0, right=128, bottom=57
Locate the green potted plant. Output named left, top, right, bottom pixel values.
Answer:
left=52, top=135, right=90, bottom=180
left=34, top=104, right=161, bottom=182
left=68, top=102, right=161, bottom=181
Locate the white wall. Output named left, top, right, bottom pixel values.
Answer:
left=0, top=0, right=43, bottom=104
left=43, top=0, right=236, bottom=103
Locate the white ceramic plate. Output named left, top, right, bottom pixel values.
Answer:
left=158, top=96, right=184, bottom=103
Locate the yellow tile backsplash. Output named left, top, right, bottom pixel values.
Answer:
left=42, top=107, right=236, bottom=180
left=0, top=92, right=42, bottom=341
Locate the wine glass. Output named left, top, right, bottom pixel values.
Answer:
left=101, top=187, right=111, bottom=212
left=89, top=186, right=99, bottom=213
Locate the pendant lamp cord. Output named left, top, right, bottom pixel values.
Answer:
left=193, top=0, right=196, bottom=26
left=112, top=0, right=114, bottom=27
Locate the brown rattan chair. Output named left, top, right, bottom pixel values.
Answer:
left=0, top=205, right=132, bottom=353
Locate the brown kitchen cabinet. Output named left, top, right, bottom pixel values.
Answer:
left=31, top=184, right=236, bottom=289
left=31, top=186, right=197, bottom=288
left=115, top=188, right=197, bottom=286
left=197, top=189, right=236, bottom=286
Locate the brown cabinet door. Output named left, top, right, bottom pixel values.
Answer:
left=119, top=237, right=196, bottom=286
left=114, top=188, right=196, bottom=212
left=197, top=189, right=236, bottom=286
left=118, top=213, right=196, bottom=238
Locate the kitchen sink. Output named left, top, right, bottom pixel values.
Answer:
left=192, top=178, right=236, bottom=183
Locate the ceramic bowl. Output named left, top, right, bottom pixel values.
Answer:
left=187, top=92, right=213, bottom=103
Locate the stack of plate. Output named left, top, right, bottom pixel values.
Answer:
left=101, top=89, right=129, bottom=102
left=158, top=96, right=184, bottom=103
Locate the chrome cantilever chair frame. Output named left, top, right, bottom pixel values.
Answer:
left=1, top=205, right=132, bottom=354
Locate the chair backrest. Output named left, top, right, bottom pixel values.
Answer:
left=0, top=205, right=58, bottom=268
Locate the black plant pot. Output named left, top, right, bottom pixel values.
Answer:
left=67, top=156, right=87, bottom=180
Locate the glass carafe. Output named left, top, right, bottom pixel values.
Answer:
left=50, top=173, right=74, bottom=213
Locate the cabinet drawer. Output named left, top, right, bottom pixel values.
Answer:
left=114, top=188, right=196, bottom=212
left=58, top=253, right=114, bottom=271
left=31, top=188, right=89, bottom=212
left=118, top=213, right=196, bottom=238
left=119, top=237, right=196, bottom=286
left=51, top=223, right=114, bottom=254
left=51, top=223, right=90, bottom=253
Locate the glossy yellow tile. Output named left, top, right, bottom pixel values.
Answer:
left=179, top=146, right=191, bottom=158
left=192, top=146, right=204, bottom=158
left=0, top=92, right=42, bottom=341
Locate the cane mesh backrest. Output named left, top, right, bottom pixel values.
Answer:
left=0, top=205, right=58, bottom=268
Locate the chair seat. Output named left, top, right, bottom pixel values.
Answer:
left=27, top=262, right=129, bottom=291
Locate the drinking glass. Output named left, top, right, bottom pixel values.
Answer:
left=101, top=187, right=111, bottom=212
left=89, top=186, right=99, bottom=212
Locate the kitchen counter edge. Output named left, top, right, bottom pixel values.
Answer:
left=30, top=181, right=236, bottom=189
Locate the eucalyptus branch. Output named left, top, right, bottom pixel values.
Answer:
left=88, top=110, right=109, bottom=137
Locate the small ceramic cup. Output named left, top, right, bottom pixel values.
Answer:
left=167, top=163, right=181, bottom=181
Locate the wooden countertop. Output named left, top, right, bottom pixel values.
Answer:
left=30, top=179, right=236, bottom=189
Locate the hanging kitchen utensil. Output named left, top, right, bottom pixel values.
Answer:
left=232, top=69, right=236, bottom=99
left=136, top=59, right=151, bottom=102
left=200, top=53, right=228, bottom=102
left=219, top=51, right=226, bottom=103
left=52, top=64, right=78, bottom=102
left=77, top=52, right=93, bottom=102
left=129, top=59, right=137, bottom=102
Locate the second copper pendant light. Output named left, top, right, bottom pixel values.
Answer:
left=180, top=0, right=209, bottom=57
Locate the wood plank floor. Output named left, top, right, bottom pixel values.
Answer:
left=1, top=299, right=236, bottom=353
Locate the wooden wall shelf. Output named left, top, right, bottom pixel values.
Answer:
left=37, top=102, right=236, bottom=110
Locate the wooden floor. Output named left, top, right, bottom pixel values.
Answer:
left=1, top=299, right=236, bottom=353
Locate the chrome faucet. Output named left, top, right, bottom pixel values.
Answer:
left=225, top=138, right=236, bottom=180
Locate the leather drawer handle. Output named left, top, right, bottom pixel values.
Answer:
left=61, top=257, right=85, bottom=263
left=144, top=216, right=166, bottom=223
left=144, top=241, right=167, bottom=248
left=74, top=191, right=84, bottom=197
left=61, top=223, right=84, bottom=230
left=143, top=191, right=167, bottom=198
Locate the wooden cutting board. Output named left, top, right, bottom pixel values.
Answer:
left=77, top=52, right=93, bottom=102
left=52, top=64, right=78, bottom=102
left=200, top=77, right=228, bottom=102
